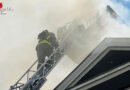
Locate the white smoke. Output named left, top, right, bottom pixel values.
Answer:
left=0, top=0, right=130, bottom=90
left=56, top=0, right=130, bottom=64
left=42, top=0, right=130, bottom=89
left=0, top=0, right=76, bottom=89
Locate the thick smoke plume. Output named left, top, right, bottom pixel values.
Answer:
left=61, top=0, right=130, bottom=63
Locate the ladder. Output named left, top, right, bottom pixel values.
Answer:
left=10, top=21, right=76, bottom=90
left=9, top=47, right=64, bottom=90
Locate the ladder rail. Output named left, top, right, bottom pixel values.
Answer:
left=10, top=60, right=38, bottom=90
left=21, top=46, right=63, bottom=90
left=16, top=60, right=38, bottom=84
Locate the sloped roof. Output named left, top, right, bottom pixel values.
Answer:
left=55, top=38, right=130, bottom=90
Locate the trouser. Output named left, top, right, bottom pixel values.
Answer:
left=36, top=43, right=54, bottom=76
left=37, top=58, right=54, bottom=76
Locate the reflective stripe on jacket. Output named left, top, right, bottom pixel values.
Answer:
left=39, top=35, right=53, bottom=48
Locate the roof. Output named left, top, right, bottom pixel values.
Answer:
left=54, top=38, right=130, bottom=90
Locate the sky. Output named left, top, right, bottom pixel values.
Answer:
left=112, top=0, right=130, bottom=9
left=110, top=0, right=130, bottom=25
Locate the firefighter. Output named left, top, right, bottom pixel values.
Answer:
left=36, top=30, right=58, bottom=76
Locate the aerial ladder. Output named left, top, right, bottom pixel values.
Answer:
left=9, top=22, right=73, bottom=90
left=9, top=45, right=64, bottom=90
left=9, top=20, right=84, bottom=90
